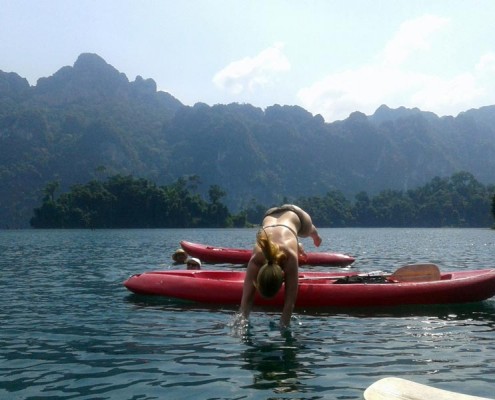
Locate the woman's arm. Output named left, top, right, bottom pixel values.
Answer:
left=239, top=252, right=263, bottom=319
left=280, top=255, right=299, bottom=328
left=309, top=225, right=322, bottom=247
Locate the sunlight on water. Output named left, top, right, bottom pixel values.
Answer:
left=229, top=312, right=250, bottom=339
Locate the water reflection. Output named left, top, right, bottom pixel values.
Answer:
left=126, top=292, right=495, bottom=326
left=240, top=329, right=317, bottom=396
left=298, top=300, right=495, bottom=322
left=124, top=293, right=239, bottom=314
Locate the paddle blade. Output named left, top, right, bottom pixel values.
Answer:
left=364, top=377, right=492, bottom=400
left=390, top=263, right=441, bottom=282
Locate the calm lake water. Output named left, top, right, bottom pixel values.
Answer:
left=1, top=228, right=495, bottom=399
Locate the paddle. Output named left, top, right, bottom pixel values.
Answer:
left=364, top=377, right=491, bottom=400
left=389, top=263, right=440, bottom=282
left=299, top=263, right=441, bottom=283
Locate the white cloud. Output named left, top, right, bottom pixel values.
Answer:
left=476, top=52, right=495, bottom=74
left=298, top=65, right=428, bottom=121
left=411, top=73, right=482, bottom=111
left=382, top=15, right=449, bottom=67
left=213, top=43, right=290, bottom=94
left=297, top=14, right=495, bottom=121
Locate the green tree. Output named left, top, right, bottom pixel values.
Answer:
left=42, top=181, right=60, bottom=202
left=30, top=199, right=65, bottom=228
left=353, top=191, right=375, bottom=226
left=298, top=191, right=353, bottom=227
left=370, top=190, right=415, bottom=227
left=208, top=185, right=226, bottom=204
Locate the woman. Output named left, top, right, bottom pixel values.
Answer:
left=239, top=204, right=322, bottom=328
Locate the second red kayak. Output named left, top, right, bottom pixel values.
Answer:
left=180, top=240, right=355, bottom=266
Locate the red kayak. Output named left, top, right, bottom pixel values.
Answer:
left=180, top=240, right=355, bottom=266
left=123, top=268, right=495, bottom=308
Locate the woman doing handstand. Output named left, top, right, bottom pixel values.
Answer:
left=239, top=204, right=322, bottom=328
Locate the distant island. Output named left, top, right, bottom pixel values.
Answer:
left=30, top=172, right=495, bottom=228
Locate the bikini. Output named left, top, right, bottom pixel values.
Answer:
left=260, top=205, right=305, bottom=268
left=261, top=224, right=299, bottom=240
left=263, top=204, right=311, bottom=237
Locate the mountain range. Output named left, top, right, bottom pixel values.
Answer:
left=1, top=53, right=495, bottom=228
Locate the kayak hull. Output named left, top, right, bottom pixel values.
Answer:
left=180, top=240, right=355, bottom=266
left=123, top=269, right=495, bottom=308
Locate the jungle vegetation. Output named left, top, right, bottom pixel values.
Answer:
left=31, top=171, right=495, bottom=228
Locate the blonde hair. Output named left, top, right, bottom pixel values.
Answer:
left=255, top=229, right=286, bottom=298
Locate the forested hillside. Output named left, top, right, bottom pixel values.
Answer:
left=30, top=172, right=495, bottom=228
left=1, top=53, right=495, bottom=227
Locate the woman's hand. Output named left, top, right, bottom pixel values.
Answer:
left=311, top=229, right=322, bottom=247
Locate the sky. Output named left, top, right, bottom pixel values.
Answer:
left=1, top=0, right=495, bottom=122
